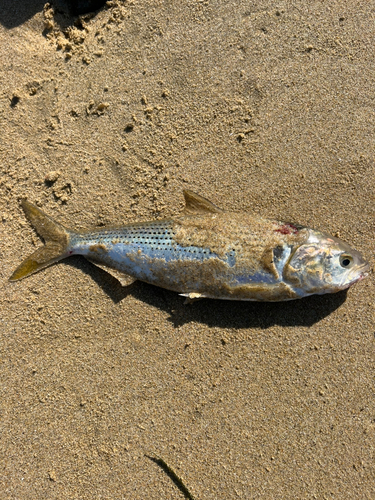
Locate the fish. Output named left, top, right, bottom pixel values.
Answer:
left=9, top=190, right=370, bottom=301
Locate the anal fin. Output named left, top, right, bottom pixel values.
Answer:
left=86, top=259, right=136, bottom=286
left=179, top=292, right=206, bottom=304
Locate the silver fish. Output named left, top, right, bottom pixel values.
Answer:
left=10, top=191, right=369, bottom=301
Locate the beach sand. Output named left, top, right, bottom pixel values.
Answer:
left=1, top=1, right=374, bottom=498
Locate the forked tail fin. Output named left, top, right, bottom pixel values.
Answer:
left=9, top=200, right=72, bottom=281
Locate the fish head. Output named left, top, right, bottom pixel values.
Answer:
left=283, top=230, right=370, bottom=296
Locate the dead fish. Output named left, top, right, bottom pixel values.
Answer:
left=10, top=190, right=369, bottom=301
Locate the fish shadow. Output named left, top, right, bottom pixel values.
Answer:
left=156, top=286, right=348, bottom=328
left=67, top=257, right=348, bottom=328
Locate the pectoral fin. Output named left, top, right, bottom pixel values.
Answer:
left=86, top=259, right=136, bottom=286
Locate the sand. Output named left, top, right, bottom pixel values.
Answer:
left=1, top=1, right=374, bottom=498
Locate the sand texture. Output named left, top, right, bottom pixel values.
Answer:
left=1, top=1, right=375, bottom=498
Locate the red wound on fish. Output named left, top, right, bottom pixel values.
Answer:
left=275, top=223, right=299, bottom=235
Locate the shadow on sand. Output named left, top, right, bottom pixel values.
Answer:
left=0, top=0, right=106, bottom=29
left=64, top=257, right=348, bottom=329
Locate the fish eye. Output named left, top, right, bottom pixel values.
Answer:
left=340, top=254, right=353, bottom=268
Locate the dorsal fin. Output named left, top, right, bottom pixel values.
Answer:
left=182, top=190, right=223, bottom=215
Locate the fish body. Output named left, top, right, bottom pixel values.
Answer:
left=10, top=191, right=369, bottom=301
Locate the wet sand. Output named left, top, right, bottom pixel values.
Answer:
left=1, top=1, right=374, bottom=498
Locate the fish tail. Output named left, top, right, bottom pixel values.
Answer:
left=9, top=200, right=72, bottom=281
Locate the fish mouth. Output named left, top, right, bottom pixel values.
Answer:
left=344, top=262, right=370, bottom=288
left=350, top=273, right=367, bottom=285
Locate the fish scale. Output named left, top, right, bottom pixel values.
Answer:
left=9, top=190, right=369, bottom=301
